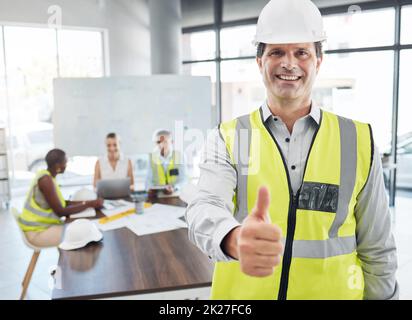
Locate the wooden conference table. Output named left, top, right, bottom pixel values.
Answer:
left=51, top=197, right=214, bottom=300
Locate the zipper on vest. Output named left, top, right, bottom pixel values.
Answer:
left=277, top=192, right=299, bottom=300
left=259, top=107, right=323, bottom=300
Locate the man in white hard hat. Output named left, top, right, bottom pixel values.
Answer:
left=186, top=0, right=398, bottom=300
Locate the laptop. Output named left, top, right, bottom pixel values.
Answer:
left=96, top=178, right=131, bottom=199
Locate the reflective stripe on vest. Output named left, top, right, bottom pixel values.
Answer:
left=18, top=216, right=52, bottom=228
left=213, top=107, right=372, bottom=300
left=150, top=151, right=179, bottom=185
left=18, top=170, right=66, bottom=232
left=290, top=236, right=356, bottom=258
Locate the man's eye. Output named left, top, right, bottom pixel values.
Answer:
left=270, top=50, right=282, bottom=56
left=297, top=51, right=309, bottom=57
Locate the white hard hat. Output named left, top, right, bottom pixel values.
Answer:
left=253, top=0, right=327, bottom=45
left=72, top=188, right=97, bottom=201
left=59, top=219, right=103, bottom=251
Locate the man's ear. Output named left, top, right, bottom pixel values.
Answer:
left=316, top=55, right=323, bottom=74
left=256, top=56, right=263, bottom=73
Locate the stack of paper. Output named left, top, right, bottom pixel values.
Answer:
left=92, top=203, right=188, bottom=236
left=126, top=214, right=186, bottom=236
left=70, top=208, right=96, bottom=219
left=102, top=199, right=135, bottom=217
left=125, top=204, right=187, bottom=236
left=141, top=204, right=186, bottom=219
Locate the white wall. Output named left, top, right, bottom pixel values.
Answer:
left=0, top=0, right=151, bottom=76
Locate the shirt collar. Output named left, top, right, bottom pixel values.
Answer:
left=261, top=100, right=321, bottom=125
left=156, top=148, right=173, bottom=160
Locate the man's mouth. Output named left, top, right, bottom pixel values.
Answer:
left=275, top=74, right=302, bottom=81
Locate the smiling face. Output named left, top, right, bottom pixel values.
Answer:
left=257, top=43, right=322, bottom=104
left=106, top=137, right=120, bottom=158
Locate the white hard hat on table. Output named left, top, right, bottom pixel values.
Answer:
left=59, top=219, right=103, bottom=251
left=253, top=0, right=327, bottom=45
left=72, top=188, right=97, bottom=201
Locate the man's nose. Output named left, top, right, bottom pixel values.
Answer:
left=280, top=63, right=295, bottom=70
left=280, top=53, right=298, bottom=70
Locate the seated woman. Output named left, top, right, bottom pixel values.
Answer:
left=17, top=149, right=104, bottom=247
left=93, top=132, right=134, bottom=190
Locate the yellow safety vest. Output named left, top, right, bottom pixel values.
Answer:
left=213, top=107, right=373, bottom=300
left=18, top=170, right=66, bottom=232
left=150, top=151, right=180, bottom=185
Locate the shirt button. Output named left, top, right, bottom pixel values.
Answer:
left=285, top=138, right=290, bottom=143
left=291, top=165, right=296, bottom=170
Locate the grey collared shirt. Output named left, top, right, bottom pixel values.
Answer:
left=185, top=102, right=399, bottom=300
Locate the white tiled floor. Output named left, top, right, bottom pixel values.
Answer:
left=0, top=192, right=411, bottom=300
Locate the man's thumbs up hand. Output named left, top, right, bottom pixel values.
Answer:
left=222, top=186, right=284, bottom=277
left=250, top=186, right=271, bottom=223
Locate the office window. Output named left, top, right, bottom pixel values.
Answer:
left=57, top=29, right=104, bottom=77
left=223, top=0, right=268, bottom=22
left=401, top=5, right=412, bottom=44
left=221, top=59, right=264, bottom=121
left=182, top=62, right=216, bottom=81
left=2, top=25, right=107, bottom=191
left=316, top=51, right=394, bottom=151
left=396, top=50, right=412, bottom=190
left=4, top=26, right=57, bottom=124
left=0, top=27, right=6, bottom=127
left=182, top=31, right=216, bottom=61
left=220, top=25, right=257, bottom=58
left=4, top=26, right=57, bottom=180
left=398, top=50, right=412, bottom=137
left=323, top=8, right=395, bottom=50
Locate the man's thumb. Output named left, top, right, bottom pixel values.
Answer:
left=252, top=186, right=271, bottom=222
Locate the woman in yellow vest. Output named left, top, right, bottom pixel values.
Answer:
left=185, top=0, right=398, bottom=300
left=18, top=149, right=104, bottom=247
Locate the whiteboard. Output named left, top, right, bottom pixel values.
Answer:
left=53, top=75, right=213, bottom=157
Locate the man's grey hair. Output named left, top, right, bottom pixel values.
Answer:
left=152, top=129, right=172, bottom=142
left=256, top=41, right=324, bottom=58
